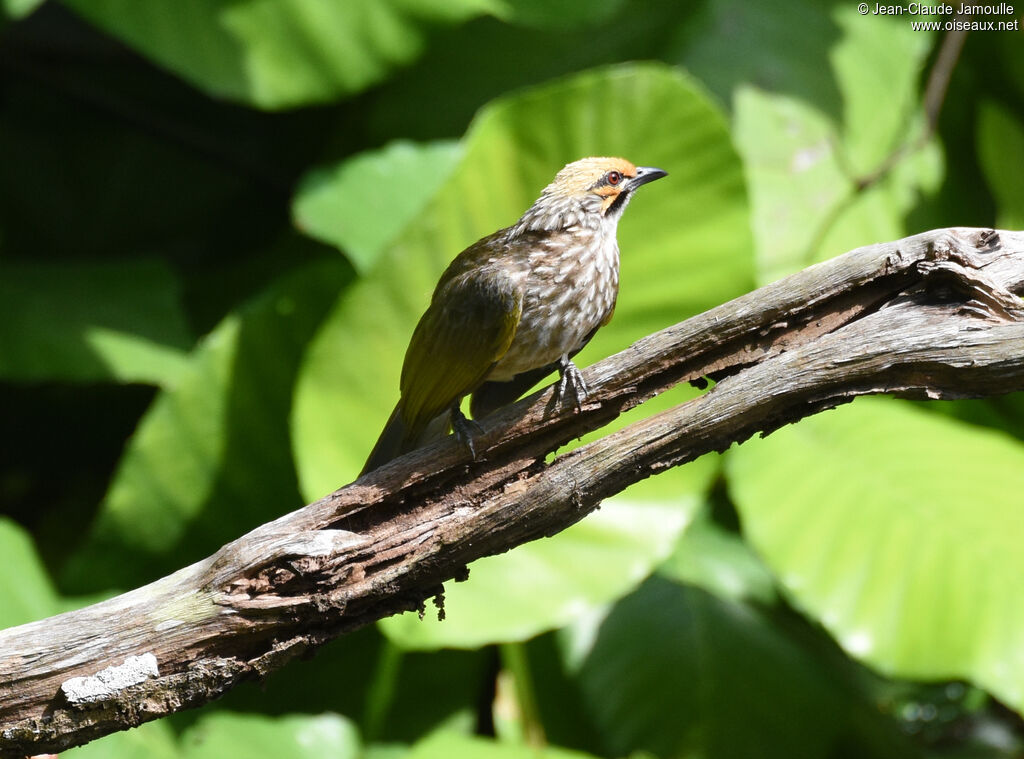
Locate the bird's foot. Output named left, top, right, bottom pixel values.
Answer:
left=555, top=356, right=588, bottom=412
left=451, top=405, right=484, bottom=460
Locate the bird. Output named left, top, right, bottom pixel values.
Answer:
left=361, top=156, right=667, bottom=475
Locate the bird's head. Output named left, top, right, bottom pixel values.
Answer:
left=511, top=157, right=667, bottom=236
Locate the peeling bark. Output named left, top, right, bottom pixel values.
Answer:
left=2, top=228, right=1024, bottom=756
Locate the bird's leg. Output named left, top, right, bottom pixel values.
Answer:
left=555, top=354, right=588, bottom=412
left=450, top=403, right=484, bottom=460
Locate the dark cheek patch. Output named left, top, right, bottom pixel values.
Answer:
left=605, top=190, right=629, bottom=215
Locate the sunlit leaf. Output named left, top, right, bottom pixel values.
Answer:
left=182, top=712, right=359, bottom=759
left=408, top=731, right=599, bottom=759
left=2, top=0, right=42, bottom=18
left=59, top=0, right=499, bottom=109
left=293, top=140, right=462, bottom=273
left=492, top=0, right=625, bottom=29
left=687, top=0, right=941, bottom=283
left=727, top=397, right=1024, bottom=713
left=0, top=260, right=190, bottom=385
left=657, top=509, right=777, bottom=604
left=61, top=258, right=349, bottom=591
left=64, top=719, right=179, bottom=759
left=0, top=518, right=60, bottom=629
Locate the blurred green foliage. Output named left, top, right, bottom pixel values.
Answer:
left=1, top=1, right=1023, bottom=757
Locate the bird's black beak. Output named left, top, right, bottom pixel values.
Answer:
left=629, top=166, right=668, bottom=189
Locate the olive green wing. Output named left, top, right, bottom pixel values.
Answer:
left=399, top=267, right=523, bottom=433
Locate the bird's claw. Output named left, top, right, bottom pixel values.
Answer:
left=555, top=357, right=588, bottom=412
left=451, top=405, right=484, bottom=460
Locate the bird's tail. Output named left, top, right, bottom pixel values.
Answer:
left=360, top=403, right=448, bottom=476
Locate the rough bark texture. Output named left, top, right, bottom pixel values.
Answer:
left=3, top=227, right=1024, bottom=756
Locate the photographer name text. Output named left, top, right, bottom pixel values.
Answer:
left=869, top=2, right=1013, bottom=13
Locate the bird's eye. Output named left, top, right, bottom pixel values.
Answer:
left=606, top=171, right=622, bottom=186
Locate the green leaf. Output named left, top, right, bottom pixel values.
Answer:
left=492, top=0, right=626, bottom=29
left=657, top=510, right=777, bottom=604
left=0, top=260, right=190, bottom=385
left=688, top=0, right=941, bottom=283
left=58, top=0, right=498, bottom=109
left=0, top=518, right=61, bottom=629
left=829, top=6, right=931, bottom=171
left=678, top=0, right=844, bottom=117
left=365, top=748, right=411, bottom=759
left=182, top=712, right=359, bottom=759
left=408, top=731, right=599, bottom=759
left=293, top=140, right=462, bottom=273
left=379, top=499, right=694, bottom=650
left=726, top=398, right=1024, bottom=713
left=736, top=86, right=939, bottom=286
left=361, top=3, right=693, bottom=144
left=565, top=577, right=913, bottom=759
left=977, top=100, right=1024, bottom=230
left=3, top=0, right=43, bottom=18
left=64, top=719, right=179, bottom=759
left=61, top=257, right=349, bottom=591
left=735, top=84, right=942, bottom=283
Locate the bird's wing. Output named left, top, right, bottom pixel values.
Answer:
left=399, top=266, right=523, bottom=431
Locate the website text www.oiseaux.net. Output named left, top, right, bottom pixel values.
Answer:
left=857, top=3, right=1020, bottom=31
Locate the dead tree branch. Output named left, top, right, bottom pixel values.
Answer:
left=3, top=227, right=1024, bottom=756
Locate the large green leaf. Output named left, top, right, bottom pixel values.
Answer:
left=564, top=576, right=913, bottom=759
left=293, top=140, right=462, bottom=273
left=0, top=518, right=60, bottom=629
left=727, top=398, right=1024, bottom=712
left=678, top=0, right=844, bottom=118
left=657, top=508, right=777, bottom=604
left=360, top=2, right=694, bottom=145
left=731, top=82, right=940, bottom=282
left=182, top=712, right=359, bottom=759
left=2, top=0, right=42, bottom=18
left=684, top=0, right=941, bottom=283
left=65, top=719, right=179, bottom=759
left=0, top=260, right=190, bottom=385
left=292, top=63, right=750, bottom=646
left=65, top=712, right=360, bottom=759
left=977, top=100, right=1024, bottom=231
left=58, top=0, right=497, bottom=109
left=491, top=0, right=625, bottom=29
left=61, top=257, right=349, bottom=591
left=407, top=731, right=599, bottom=759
